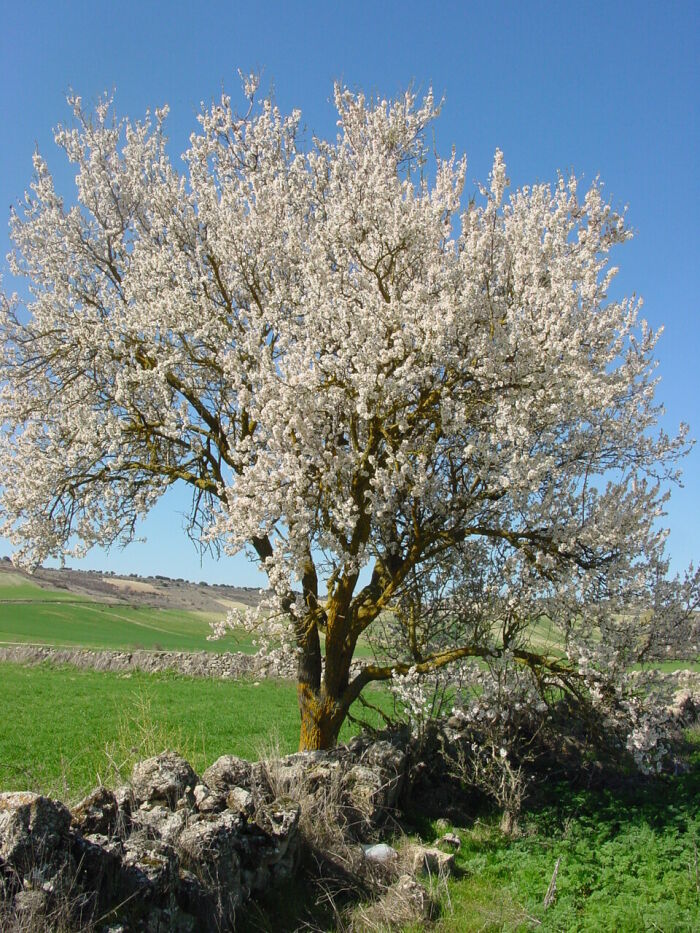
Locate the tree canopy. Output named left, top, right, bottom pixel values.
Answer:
left=1, top=79, right=697, bottom=751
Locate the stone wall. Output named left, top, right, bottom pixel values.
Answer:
left=0, top=643, right=367, bottom=682
left=0, top=644, right=298, bottom=681
left=0, top=737, right=409, bottom=932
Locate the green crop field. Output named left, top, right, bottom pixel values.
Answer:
left=0, top=578, right=88, bottom=601
left=0, top=661, right=302, bottom=799
left=0, top=576, right=257, bottom=653
left=0, top=661, right=390, bottom=802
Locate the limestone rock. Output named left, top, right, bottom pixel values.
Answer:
left=70, top=832, right=123, bottom=916
left=341, top=740, right=406, bottom=837
left=226, top=785, right=255, bottom=817
left=202, top=755, right=253, bottom=794
left=347, top=872, right=431, bottom=930
left=267, top=750, right=339, bottom=798
left=113, top=783, right=134, bottom=834
left=71, top=786, right=119, bottom=836
left=404, top=843, right=455, bottom=876
left=437, top=831, right=462, bottom=851
left=120, top=837, right=180, bottom=906
left=0, top=731, right=426, bottom=929
left=253, top=796, right=301, bottom=866
left=193, top=783, right=225, bottom=813
left=131, top=805, right=190, bottom=846
left=391, top=873, right=432, bottom=918
left=177, top=811, right=244, bottom=929
left=364, top=740, right=406, bottom=790
left=0, top=792, right=71, bottom=871
left=131, top=752, right=199, bottom=809
left=362, top=842, right=399, bottom=866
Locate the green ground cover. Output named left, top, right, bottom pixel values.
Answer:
left=0, top=579, right=89, bottom=601
left=634, top=659, right=700, bottom=673
left=0, top=587, right=257, bottom=653
left=0, top=661, right=385, bottom=801
left=423, top=734, right=700, bottom=932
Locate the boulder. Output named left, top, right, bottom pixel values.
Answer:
left=201, top=755, right=254, bottom=795
left=131, top=752, right=199, bottom=809
left=70, top=832, right=123, bottom=917
left=0, top=792, right=71, bottom=871
left=391, top=873, right=432, bottom=919
left=403, top=843, right=455, bottom=876
left=266, top=750, right=338, bottom=798
left=252, top=796, right=301, bottom=867
left=113, top=783, right=135, bottom=834
left=177, top=811, right=244, bottom=929
left=226, top=786, right=255, bottom=817
left=364, top=740, right=407, bottom=789
left=341, top=740, right=407, bottom=837
left=193, top=783, right=225, bottom=814
left=120, top=837, right=180, bottom=908
left=131, top=804, right=190, bottom=846
left=347, top=873, right=432, bottom=930
left=71, top=786, right=119, bottom=836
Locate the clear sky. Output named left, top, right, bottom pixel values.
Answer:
left=0, top=0, right=697, bottom=585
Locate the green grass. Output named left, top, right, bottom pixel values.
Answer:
left=402, top=730, right=700, bottom=932
left=0, top=578, right=90, bottom=601
left=0, top=661, right=388, bottom=802
left=634, top=659, right=700, bottom=673
left=0, top=589, right=257, bottom=653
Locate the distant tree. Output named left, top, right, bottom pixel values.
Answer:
left=1, top=78, right=697, bottom=751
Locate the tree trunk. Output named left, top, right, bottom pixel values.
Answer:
left=297, top=684, right=346, bottom=751
left=295, top=618, right=348, bottom=751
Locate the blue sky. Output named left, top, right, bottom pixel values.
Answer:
left=0, top=0, right=697, bottom=585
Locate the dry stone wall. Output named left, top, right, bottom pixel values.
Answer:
left=0, top=736, right=409, bottom=932
left=0, top=645, right=298, bottom=680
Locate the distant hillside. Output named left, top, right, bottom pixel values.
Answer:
left=0, top=558, right=263, bottom=613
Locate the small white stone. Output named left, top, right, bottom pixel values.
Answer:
left=362, top=842, right=399, bottom=865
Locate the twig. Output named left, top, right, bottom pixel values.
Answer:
left=543, top=856, right=561, bottom=910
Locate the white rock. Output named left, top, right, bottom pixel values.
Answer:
left=362, top=842, right=399, bottom=865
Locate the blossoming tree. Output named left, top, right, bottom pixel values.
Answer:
left=1, top=79, right=697, bottom=751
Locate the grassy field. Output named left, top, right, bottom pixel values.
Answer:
left=0, top=577, right=89, bottom=601
left=0, top=661, right=389, bottom=801
left=0, top=576, right=258, bottom=653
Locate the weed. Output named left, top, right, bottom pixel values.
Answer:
left=104, top=688, right=200, bottom=785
